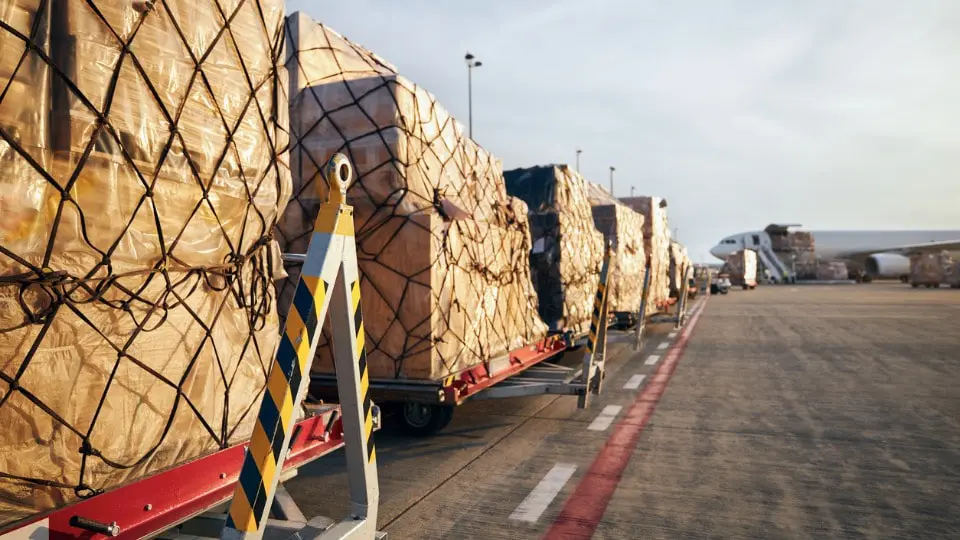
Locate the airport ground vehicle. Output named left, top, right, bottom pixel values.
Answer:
left=307, top=245, right=618, bottom=437
left=711, top=275, right=731, bottom=295
left=0, top=156, right=383, bottom=540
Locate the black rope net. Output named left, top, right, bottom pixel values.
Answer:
left=619, top=196, right=672, bottom=314
left=583, top=181, right=647, bottom=313
left=502, top=165, right=605, bottom=334
left=278, top=15, right=547, bottom=381
left=0, top=0, right=289, bottom=526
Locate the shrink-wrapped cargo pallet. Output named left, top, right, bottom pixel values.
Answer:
left=583, top=183, right=646, bottom=313
left=817, top=261, right=849, bottom=281
left=0, top=0, right=289, bottom=527
left=619, top=196, right=671, bottom=314
left=503, top=165, right=605, bottom=334
left=668, top=241, right=693, bottom=296
left=910, top=252, right=952, bottom=286
left=944, top=260, right=960, bottom=288
left=722, top=250, right=758, bottom=287
left=279, top=14, right=547, bottom=381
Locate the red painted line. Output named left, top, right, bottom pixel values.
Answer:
left=543, top=299, right=708, bottom=540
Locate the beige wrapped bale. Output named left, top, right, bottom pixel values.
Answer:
left=0, top=0, right=289, bottom=527
left=583, top=183, right=646, bottom=313
left=722, top=250, right=758, bottom=287
left=503, top=165, right=605, bottom=334
left=816, top=261, right=849, bottom=281
left=279, top=14, right=546, bottom=381
left=668, top=241, right=691, bottom=297
left=944, top=260, right=960, bottom=288
left=620, top=196, right=671, bottom=314
left=909, top=252, right=952, bottom=286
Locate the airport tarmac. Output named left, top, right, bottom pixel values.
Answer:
left=287, top=284, right=960, bottom=539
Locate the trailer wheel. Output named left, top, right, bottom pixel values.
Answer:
left=400, top=402, right=454, bottom=437
left=911, top=283, right=919, bottom=288
left=742, top=284, right=749, bottom=290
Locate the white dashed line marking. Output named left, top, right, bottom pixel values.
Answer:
left=588, top=405, right=623, bottom=431
left=623, top=374, right=646, bottom=390
left=657, top=341, right=670, bottom=350
left=645, top=354, right=660, bottom=366
left=668, top=332, right=678, bottom=338
left=509, top=463, right=578, bottom=523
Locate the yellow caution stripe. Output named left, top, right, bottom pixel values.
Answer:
left=224, top=275, right=328, bottom=532
left=350, top=280, right=376, bottom=464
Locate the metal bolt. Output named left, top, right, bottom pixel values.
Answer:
left=219, top=472, right=227, bottom=479
left=144, top=504, right=152, bottom=511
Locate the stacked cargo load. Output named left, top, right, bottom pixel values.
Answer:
left=582, top=182, right=646, bottom=315
left=619, top=197, right=671, bottom=314
left=722, top=250, right=758, bottom=288
left=279, top=14, right=547, bottom=381
left=944, top=259, right=960, bottom=288
left=1, top=0, right=290, bottom=526
left=816, top=261, right=849, bottom=281
left=909, top=252, right=952, bottom=287
left=668, top=241, right=694, bottom=297
left=503, top=165, right=604, bottom=334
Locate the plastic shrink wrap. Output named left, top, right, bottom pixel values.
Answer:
left=582, top=183, right=646, bottom=313
left=0, top=0, right=290, bottom=527
left=503, top=165, right=605, bottom=334
left=278, top=13, right=546, bottom=381
left=619, top=196, right=670, bottom=314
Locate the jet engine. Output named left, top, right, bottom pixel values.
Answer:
left=864, top=253, right=911, bottom=279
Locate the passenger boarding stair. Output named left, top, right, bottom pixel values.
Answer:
left=758, top=243, right=794, bottom=283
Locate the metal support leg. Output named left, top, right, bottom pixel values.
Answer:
left=675, top=266, right=692, bottom=329
left=319, top=238, right=379, bottom=539
left=580, top=243, right=613, bottom=409
left=219, top=154, right=379, bottom=540
left=633, top=265, right=651, bottom=351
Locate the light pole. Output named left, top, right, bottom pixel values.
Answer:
left=465, top=52, right=482, bottom=138
left=576, top=149, right=582, bottom=171
left=609, top=166, right=615, bottom=195
left=630, top=186, right=635, bottom=197
left=674, top=227, right=679, bottom=241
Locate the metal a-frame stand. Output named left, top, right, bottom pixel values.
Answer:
left=634, top=265, right=693, bottom=351
left=578, top=242, right=613, bottom=408
left=219, top=154, right=381, bottom=540
left=633, top=264, right=652, bottom=351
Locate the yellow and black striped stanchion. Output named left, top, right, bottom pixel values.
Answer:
left=221, top=154, right=379, bottom=540
left=633, top=263, right=652, bottom=351
left=579, top=242, right=613, bottom=408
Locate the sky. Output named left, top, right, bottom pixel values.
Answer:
left=287, top=0, right=960, bottom=263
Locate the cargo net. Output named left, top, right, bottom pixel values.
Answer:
left=0, top=0, right=289, bottom=526
left=502, top=165, right=605, bottom=334
left=582, top=182, right=646, bottom=313
left=278, top=16, right=546, bottom=382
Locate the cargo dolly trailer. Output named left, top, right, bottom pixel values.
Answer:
left=305, top=244, right=619, bottom=436
left=0, top=156, right=383, bottom=540
left=633, top=265, right=696, bottom=351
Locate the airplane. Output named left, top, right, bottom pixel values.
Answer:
left=709, top=224, right=960, bottom=281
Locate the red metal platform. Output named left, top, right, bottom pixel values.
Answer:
left=442, top=334, right=569, bottom=402
left=1, top=406, right=344, bottom=540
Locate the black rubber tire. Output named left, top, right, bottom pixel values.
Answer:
left=399, top=403, right=455, bottom=437
left=742, top=284, right=749, bottom=290
left=912, top=283, right=919, bottom=288
left=900, top=275, right=910, bottom=283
